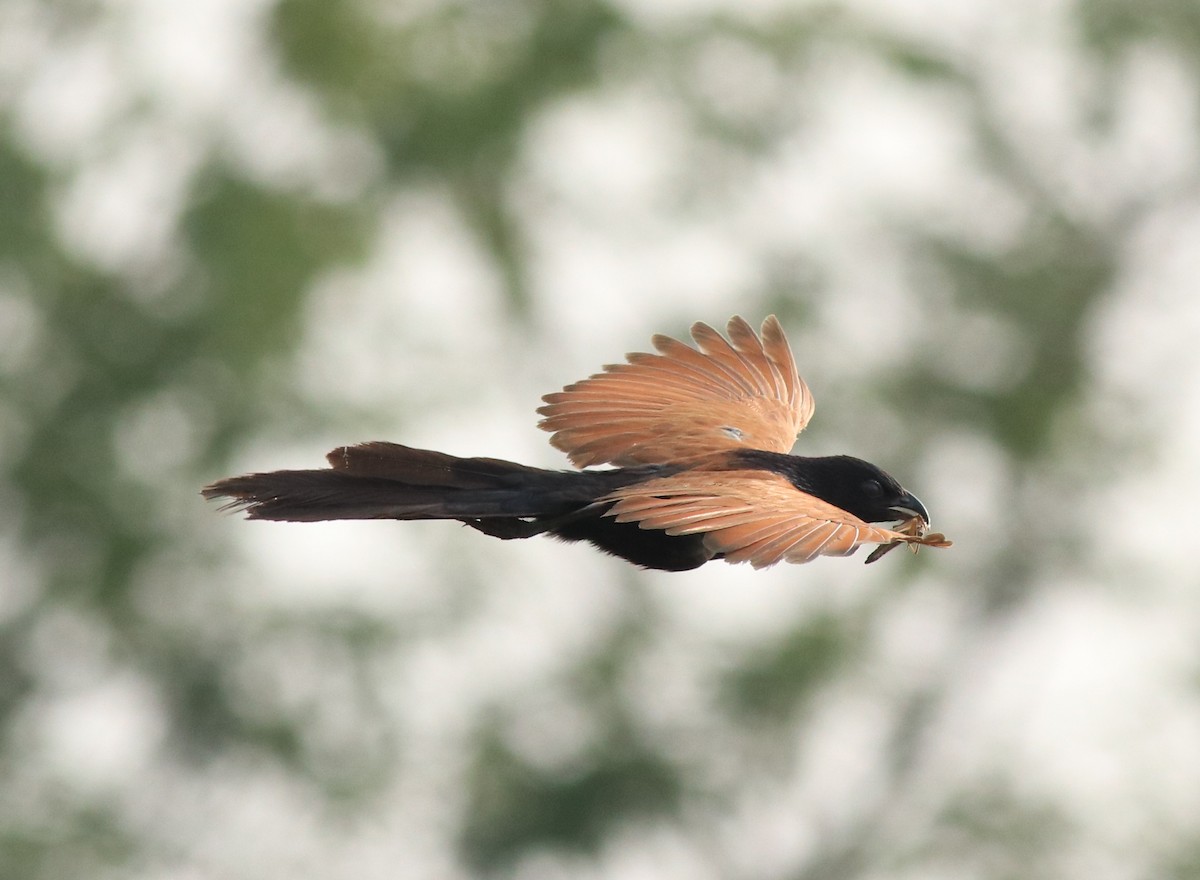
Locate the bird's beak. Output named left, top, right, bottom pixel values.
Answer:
left=889, top=490, right=929, bottom=525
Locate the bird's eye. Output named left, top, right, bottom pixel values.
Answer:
left=862, top=479, right=884, bottom=498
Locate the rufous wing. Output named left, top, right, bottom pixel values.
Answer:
left=603, top=471, right=947, bottom=569
left=538, top=316, right=815, bottom=467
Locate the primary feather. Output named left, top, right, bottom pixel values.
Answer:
left=537, top=316, right=814, bottom=467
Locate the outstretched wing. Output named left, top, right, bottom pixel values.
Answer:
left=603, top=471, right=950, bottom=569
left=538, top=316, right=814, bottom=467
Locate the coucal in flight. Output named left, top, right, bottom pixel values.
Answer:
left=203, top=317, right=950, bottom=571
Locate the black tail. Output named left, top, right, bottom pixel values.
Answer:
left=202, top=441, right=631, bottom=523
left=203, top=442, right=715, bottom=571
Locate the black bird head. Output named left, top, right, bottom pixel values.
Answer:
left=799, top=455, right=929, bottom=525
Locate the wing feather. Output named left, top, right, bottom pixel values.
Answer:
left=672, top=329, right=761, bottom=395
left=649, top=335, right=758, bottom=394
left=760, top=317, right=803, bottom=414
left=539, top=316, right=814, bottom=467
left=726, top=317, right=786, bottom=399
left=604, top=471, right=944, bottom=569
left=690, top=319, right=777, bottom=396
left=627, top=352, right=742, bottom=391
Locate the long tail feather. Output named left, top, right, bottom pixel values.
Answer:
left=202, top=470, right=541, bottom=521
left=203, top=443, right=633, bottom=524
left=324, top=441, right=548, bottom=488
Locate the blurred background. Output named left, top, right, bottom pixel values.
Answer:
left=3, top=0, right=1200, bottom=877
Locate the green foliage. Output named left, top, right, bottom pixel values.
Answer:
left=462, top=722, right=683, bottom=870
left=272, top=0, right=627, bottom=171
left=1080, top=0, right=1200, bottom=58
left=909, top=215, right=1117, bottom=460
left=1, top=0, right=1197, bottom=877
left=0, top=141, right=50, bottom=262
left=183, top=169, right=370, bottom=361
left=896, top=780, right=1073, bottom=879
left=719, top=612, right=857, bottom=723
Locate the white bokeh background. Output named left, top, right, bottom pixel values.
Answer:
left=4, top=1, right=1200, bottom=878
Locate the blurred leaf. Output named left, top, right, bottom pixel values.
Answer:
left=0, top=141, right=50, bottom=264
left=906, top=214, right=1116, bottom=459
left=0, top=1, right=1196, bottom=878
left=912, top=779, right=1073, bottom=878
left=1163, top=835, right=1200, bottom=880
left=272, top=0, right=627, bottom=173
left=0, top=806, right=136, bottom=880
left=270, top=0, right=627, bottom=312
left=1080, top=0, right=1200, bottom=58
left=718, top=612, right=858, bottom=722
left=461, top=723, right=682, bottom=870
left=183, top=170, right=371, bottom=363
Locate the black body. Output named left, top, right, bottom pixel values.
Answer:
left=203, top=443, right=925, bottom=571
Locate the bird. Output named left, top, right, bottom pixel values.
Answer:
left=203, top=316, right=950, bottom=571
